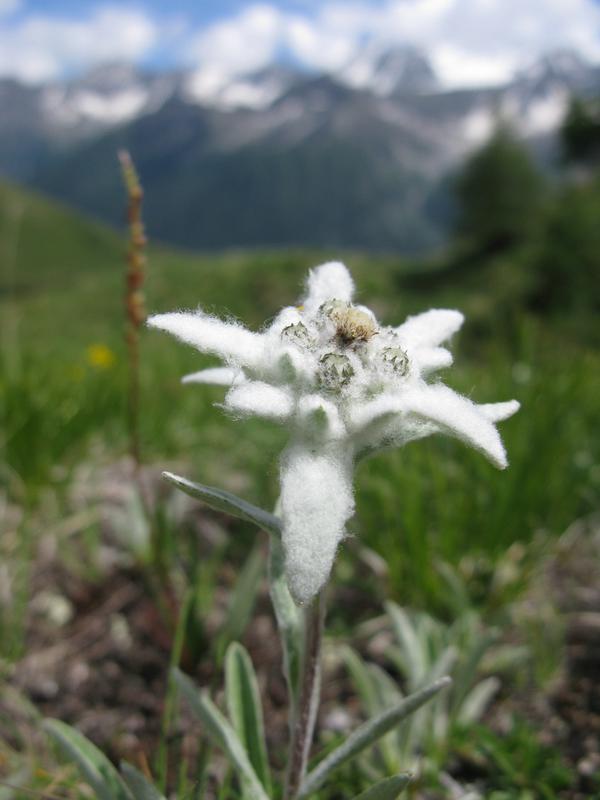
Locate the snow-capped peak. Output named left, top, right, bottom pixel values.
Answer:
left=183, top=65, right=300, bottom=111
left=337, top=43, right=438, bottom=96
left=516, top=49, right=590, bottom=88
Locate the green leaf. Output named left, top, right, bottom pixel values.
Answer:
left=162, top=472, right=281, bottom=536
left=44, top=719, right=132, bottom=800
left=268, top=534, right=302, bottom=708
left=121, top=763, right=167, bottom=800
left=297, top=677, right=451, bottom=799
left=173, top=668, right=270, bottom=800
left=225, top=643, right=272, bottom=794
left=367, top=663, right=406, bottom=772
left=457, top=676, right=500, bottom=725
left=217, top=543, right=264, bottom=663
left=342, top=646, right=381, bottom=717
left=450, top=627, right=498, bottom=715
left=385, top=603, right=426, bottom=688
left=352, top=774, right=412, bottom=799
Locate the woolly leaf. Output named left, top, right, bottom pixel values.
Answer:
left=352, top=774, right=412, bottom=799
left=44, top=720, right=132, bottom=800
left=297, top=677, right=451, bottom=799
left=173, top=669, right=269, bottom=800
left=121, top=763, right=167, bottom=800
left=225, top=643, right=272, bottom=794
left=162, top=472, right=281, bottom=537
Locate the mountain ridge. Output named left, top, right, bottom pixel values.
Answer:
left=0, top=48, right=597, bottom=252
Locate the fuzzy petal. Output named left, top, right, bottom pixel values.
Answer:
left=280, top=444, right=354, bottom=604
left=296, top=395, right=346, bottom=440
left=349, top=394, right=402, bottom=433
left=265, top=306, right=302, bottom=336
left=225, top=381, right=293, bottom=421
left=182, top=367, right=240, bottom=386
left=148, top=312, right=265, bottom=368
left=402, top=385, right=508, bottom=469
left=303, top=261, right=355, bottom=315
left=349, top=394, right=432, bottom=458
left=415, top=346, right=453, bottom=374
left=274, top=346, right=315, bottom=385
left=396, top=309, right=464, bottom=349
left=478, top=400, right=520, bottom=422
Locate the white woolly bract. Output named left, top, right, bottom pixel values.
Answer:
left=302, top=261, right=355, bottom=315
left=147, top=312, right=265, bottom=368
left=478, top=400, right=521, bottom=422
left=416, top=347, right=454, bottom=374
left=225, top=381, right=294, bottom=421
left=280, top=444, right=354, bottom=605
left=296, top=395, right=346, bottom=440
left=396, top=309, right=464, bottom=348
left=400, top=384, right=508, bottom=469
left=182, top=367, right=240, bottom=385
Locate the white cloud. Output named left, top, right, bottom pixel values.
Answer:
left=1, top=0, right=599, bottom=89
left=0, top=6, right=157, bottom=83
left=185, top=0, right=600, bottom=89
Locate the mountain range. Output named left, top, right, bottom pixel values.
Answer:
left=1, top=47, right=598, bottom=252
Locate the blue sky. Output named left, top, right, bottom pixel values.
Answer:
left=1, top=0, right=600, bottom=87
left=14, top=0, right=333, bottom=27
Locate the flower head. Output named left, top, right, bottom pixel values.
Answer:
left=149, top=262, right=519, bottom=605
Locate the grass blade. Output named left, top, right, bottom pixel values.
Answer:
left=225, top=643, right=272, bottom=794
left=44, top=719, right=132, bottom=800
left=162, top=472, right=281, bottom=536
left=352, top=774, right=412, bottom=799
left=120, top=763, right=167, bottom=800
left=173, top=668, right=269, bottom=800
left=217, top=542, right=264, bottom=663
left=297, top=677, right=451, bottom=799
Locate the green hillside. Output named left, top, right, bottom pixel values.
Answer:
left=0, top=180, right=408, bottom=349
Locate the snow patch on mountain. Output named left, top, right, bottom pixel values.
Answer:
left=338, top=43, right=439, bottom=96
left=184, top=65, right=298, bottom=110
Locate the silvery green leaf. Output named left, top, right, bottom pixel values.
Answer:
left=434, top=561, right=471, bottom=616
left=268, top=533, right=302, bottom=709
left=342, top=646, right=381, bottom=717
left=457, top=677, right=500, bottom=725
left=297, top=677, right=451, bottom=799
left=450, top=629, right=498, bottom=715
left=44, top=720, right=132, bottom=800
left=121, top=763, right=167, bottom=800
left=225, top=643, right=272, bottom=795
left=367, top=662, right=406, bottom=773
left=162, top=472, right=281, bottom=537
left=352, top=774, right=412, bottom=799
left=173, top=669, right=270, bottom=800
left=385, top=603, right=426, bottom=688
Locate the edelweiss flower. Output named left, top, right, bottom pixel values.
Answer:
left=149, top=262, right=519, bottom=605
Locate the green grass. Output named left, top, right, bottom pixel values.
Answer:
left=2, top=179, right=599, bottom=620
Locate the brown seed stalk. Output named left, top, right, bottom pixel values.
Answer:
left=119, top=149, right=147, bottom=469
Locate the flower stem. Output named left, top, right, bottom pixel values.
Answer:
left=285, top=591, right=325, bottom=800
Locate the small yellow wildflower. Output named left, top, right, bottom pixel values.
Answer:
left=87, top=343, right=116, bottom=369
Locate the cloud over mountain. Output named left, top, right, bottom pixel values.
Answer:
left=0, top=0, right=599, bottom=88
